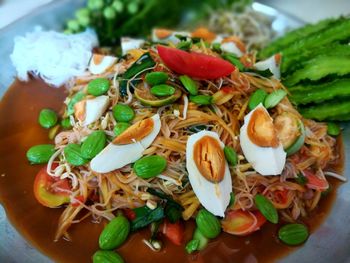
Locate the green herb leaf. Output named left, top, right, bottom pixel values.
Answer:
left=131, top=206, right=165, bottom=232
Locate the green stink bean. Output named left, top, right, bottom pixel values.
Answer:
left=81, top=131, right=106, bottom=159
left=193, top=228, right=209, bottom=250
left=134, top=155, right=167, bottom=179
left=150, top=84, right=175, bottom=97
left=185, top=239, right=199, bottom=254
left=64, top=144, right=88, bottom=166
left=327, top=122, right=340, bottom=136
left=38, top=109, right=58, bottom=128
left=114, top=122, right=130, bottom=136
left=93, top=250, right=124, bottom=263
left=61, top=118, right=72, bottom=129
left=67, top=91, right=85, bottom=116
left=112, top=104, right=135, bottom=122
left=26, top=144, right=55, bottom=164
left=254, top=194, right=278, bottom=224
left=87, top=78, right=110, bottom=96
left=278, top=223, right=309, bottom=245
left=145, top=72, right=168, bottom=85
left=195, top=209, right=221, bottom=239
left=179, top=75, right=198, bottom=95
left=99, top=215, right=130, bottom=250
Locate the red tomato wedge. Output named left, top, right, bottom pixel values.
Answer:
left=71, top=195, right=86, bottom=207
left=33, top=165, right=71, bottom=208
left=123, top=208, right=137, bottom=221
left=162, top=220, right=184, bottom=246
left=157, top=45, right=235, bottom=79
left=304, top=170, right=329, bottom=191
left=221, top=210, right=266, bottom=236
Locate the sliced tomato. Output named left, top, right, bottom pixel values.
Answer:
left=162, top=220, right=185, bottom=246
left=33, top=165, right=71, bottom=208
left=274, top=190, right=289, bottom=206
left=304, top=170, right=329, bottom=191
left=157, top=45, right=235, bottom=79
left=221, top=209, right=266, bottom=236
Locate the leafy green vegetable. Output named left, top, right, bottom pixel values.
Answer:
left=131, top=206, right=165, bottom=231
left=295, top=173, right=308, bottom=185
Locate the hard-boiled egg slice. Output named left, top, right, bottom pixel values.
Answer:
left=220, top=36, right=246, bottom=57
left=152, top=28, right=190, bottom=45
left=121, top=37, right=145, bottom=56
left=74, top=95, right=109, bottom=126
left=91, top=114, right=161, bottom=173
left=254, top=54, right=281, bottom=79
left=240, top=104, right=286, bottom=176
left=89, top=54, right=118, bottom=75
left=186, top=130, right=232, bottom=217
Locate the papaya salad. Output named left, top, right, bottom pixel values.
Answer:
left=24, top=28, right=346, bottom=261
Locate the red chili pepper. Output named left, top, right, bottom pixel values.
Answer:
left=123, top=208, right=136, bottom=221
left=157, top=45, right=235, bottom=79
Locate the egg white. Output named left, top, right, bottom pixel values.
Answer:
left=186, top=130, right=232, bottom=217
left=89, top=54, right=117, bottom=75
left=240, top=104, right=286, bottom=176
left=221, top=42, right=243, bottom=57
left=254, top=55, right=280, bottom=79
left=121, top=37, right=145, bottom=55
left=90, top=114, right=161, bottom=173
left=83, top=95, right=109, bottom=126
left=152, top=29, right=190, bottom=45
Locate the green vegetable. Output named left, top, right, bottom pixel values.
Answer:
left=248, top=89, right=267, bottom=110
left=67, top=19, right=80, bottom=32
left=224, top=146, right=238, bottom=166
left=64, top=144, right=88, bottom=166
left=278, top=223, right=309, bottom=246
left=75, top=8, right=90, bottom=26
left=67, top=91, right=85, bottom=116
left=48, top=125, right=60, bottom=140
left=289, top=79, right=350, bottom=105
left=61, top=118, right=72, bottom=129
left=177, top=40, right=192, bottom=51
left=99, top=215, right=130, bottom=250
left=254, top=194, right=278, bottom=224
left=145, top=72, right=168, bottom=85
left=285, top=121, right=305, bottom=156
left=258, top=17, right=340, bottom=59
left=127, top=2, right=139, bottom=14
left=112, top=1, right=124, bottom=12
left=150, top=84, right=176, bottom=97
left=179, top=75, right=198, bottom=95
left=87, top=78, right=110, bottom=96
left=87, top=0, right=104, bottom=10
left=103, top=6, right=116, bottom=20
left=283, top=56, right=350, bottom=87
left=295, top=173, right=308, bottom=185
left=123, top=53, right=155, bottom=80
left=212, top=43, right=221, bottom=53
left=193, top=228, right=209, bottom=250
left=185, top=239, right=199, bottom=254
left=38, top=109, right=58, bottom=129
left=299, top=99, right=350, bottom=121
left=26, top=144, right=55, bottom=164
left=93, top=251, right=124, bottom=263
left=135, top=87, right=182, bottom=107
left=195, top=209, right=221, bottom=239
left=327, top=122, right=341, bottom=136
left=222, top=53, right=244, bottom=71
left=133, top=155, right=167, bottom=179
left=229, top=192, right=235, bottom=206
left=112, top=104, right=135, bottom=122
left=190, top=95, right=213, bottom=105
left=114, top=122, right=130, bottom=136
left=131, top=206, right=165, bottom=231
left=264, top=89, right=287, bottom=109
left=81, top=131, right=106, bottom=159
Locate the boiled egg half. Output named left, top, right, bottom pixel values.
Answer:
left=121, top=37, right=145, bottom=56
left=254, top=54, right=281, bottom=79
left=89, top=54, right=118, bottom=75
left=240, top=104, right=286, bottom=175
left=74, top=95, right=109, bottom=126
left=91, top=114, right=161, bottom=173
left=152, top=28, right=190, bottom=45
left=186, top=130, right=232, bottom=217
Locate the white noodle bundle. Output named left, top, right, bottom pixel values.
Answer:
left=10, top=27, right=98, bottom=87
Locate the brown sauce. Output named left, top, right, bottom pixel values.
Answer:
left=0, top=78, right=343, bottom=263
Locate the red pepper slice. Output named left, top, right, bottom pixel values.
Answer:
left=157, top=45, right=235, bottom=79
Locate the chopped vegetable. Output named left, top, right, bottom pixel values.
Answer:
left=304, top=170, right=329, bottom=191
left=81, top=131, right=106, bottom=159
left=248, top=89, right=267, bottom=110
left=67, top=91, right=85, bottom=116
left=162, top=220, right=184, bottom=245
left=254, top=194, right=278, bottom=224
left=264, top=89, right=287, bottom=109
left=135, top=86, right=182, bottom=107
left=61, top=118, right=72, bottom=129
left=64, top=143, right=89, bottom=166
left=93, top=250, right=124, bottom=263
left=131, top=206, right=165, bottom=232
left=150, top=84, right=176, bottom=97
left=190, top=95, right=213, bottom=105
left=38, top=109, right=58, bottom=129
left=295, top=173, right=308, bottom=185
left=114, top=122, right=130, bottom=136
left=87, top=78, right=110, bottom=96
left=221, top=53, right=244, bottom=71
left=179, top=75, right=198, bottom=95
left=145, top=72, right=168, bottom=86
left=299, top=99, right=350, bottom=121
left=33, top=164, right=70, bottom=208
left=224, top=146, right=238, bottom=166
left=124, top=53, right=155, bottom=80
left=157, top=45, right=235, bottom=79
left=185, top=239, right=199, bottom=254
left=327, top=122, right=341, bottom=136
left=278, top=223, right=309, bottom=246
